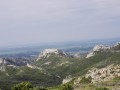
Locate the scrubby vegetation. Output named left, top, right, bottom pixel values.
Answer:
left=11, top=82, right=47, bottom=90
left=95, top=87, right=109, bottom=90
left=10, top=82, right=73, bottom=90
left=48, top=83, right=73, bottom=90
left=80, top=76, right=92, bottom=83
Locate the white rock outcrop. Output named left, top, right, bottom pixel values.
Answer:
left=85, top=64, right=120, bottom=83
left=62, top=75, right=73, bottom=84
left=93, top=45, right=110, bottom=52
left=26, top=63, right=42, bottom=70
left=37, top=49, right=68, bottom=60
left=86, top=52, right=94, bottom=58
left=86, top=45, right=110, bottom=58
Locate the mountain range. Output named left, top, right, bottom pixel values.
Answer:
left=0, top=41, right=120, bottom=90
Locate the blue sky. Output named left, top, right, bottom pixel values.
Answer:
left=0, top=0, right=120, bottom=47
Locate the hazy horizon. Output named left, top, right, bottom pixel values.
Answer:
left=0, top=0, right=120, bottom=47
left=0, top=37, right=119, bottom=49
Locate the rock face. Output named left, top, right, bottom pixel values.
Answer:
left=93, top=45, right=110, bottom=52
left=86, top=52, right=94, bottom=58
left=62, top=75, right=73, bottom=84
left=86, top=45, right=110, bottom=58
left=37, top=49, right=68, bottom=60
left=85, top=64, right=120, bottom=83
left=26, top=63, right=42, bottom=70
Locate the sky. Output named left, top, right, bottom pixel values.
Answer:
left=0, top=0, right=120, bottom=47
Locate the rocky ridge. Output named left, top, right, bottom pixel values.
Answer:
left=86, top=45, right=110, bottom=58
left=86, top=42, right=120, bottom=58
left=36, top=49, right=69, bottom=61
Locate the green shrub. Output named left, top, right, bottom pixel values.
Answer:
left=11, top=82, right=33, bottom=90
left=33, top=86, right=47, bottom=90
left=61, top=84, right=73, bottom=90
left=80, top=76, right=92, bottom=83
left=95, top=87, right=109, bottom=90
left=113, top=76, right=120, bottom=81
left=11, top=82, right=48, bottom=90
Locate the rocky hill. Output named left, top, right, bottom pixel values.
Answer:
left=86, top=42, right=120, bottom=58
left=0, top=42, right=120, bottom=90
left=86, top=45, right=110, bottom=58
left=36, top=49, right=71, bottom=61
left=72, top=42, right=120, bottom=90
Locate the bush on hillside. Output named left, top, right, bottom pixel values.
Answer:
left=95, top=87, right=109, bottom=90
left=80, top=76, right=92, bottom=83
left=61, top=84, right=73, bottom=90
left=11, top=82, right=33, bottom=90
left=11, top=82, right=48, bottom=90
